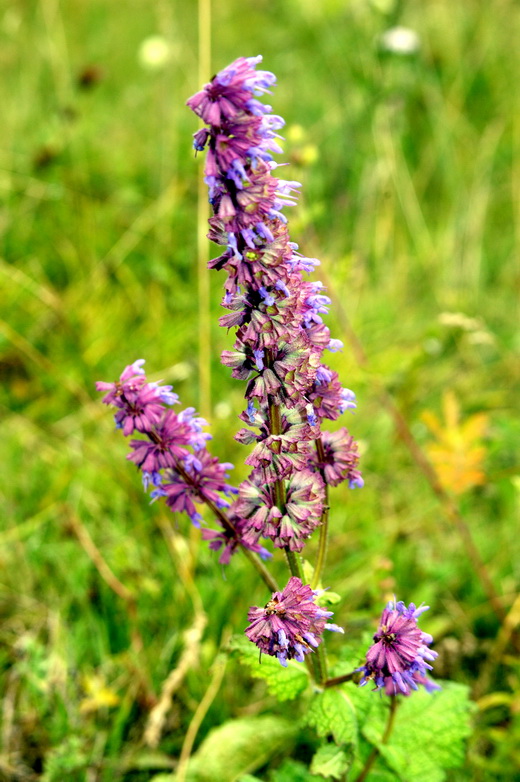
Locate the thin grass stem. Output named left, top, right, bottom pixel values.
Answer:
left=197, top=0, right=212, bottom=418
left=354, top=697, right=399, bottom=782
left=176, top=647, right=228, bottom=782
left=64, top=506, right=157, bottom=702
left=311, top=437, right=330, bottom=590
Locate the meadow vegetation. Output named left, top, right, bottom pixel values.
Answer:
left=1, top=0, right=519, bottom=779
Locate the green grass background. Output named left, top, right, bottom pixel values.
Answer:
left=1, top=0, right=519, bottom=779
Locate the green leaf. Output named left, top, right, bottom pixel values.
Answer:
left=269, top=759, right=318, bottom=781
left=300, top=561, right=340, bottom=606
left=347, top=729, right=400, bottom=782
left=167, top=716, right=298, bottom=782
left=41, top=735, right=88, bottom=781
left=229, top=635, right=309, bottom=701
left=122, top=750, right=176, bottom=772
left=304, top=688, right=357, bottom=745
left=318, top=591, right=342, bottom=606
left=361, top=682, right=474, bottom=782
left=310, top=744, right=352, bottom=779
left=302, top=559, right=315, bottom=585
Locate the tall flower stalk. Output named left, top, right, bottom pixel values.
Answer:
left=185, top=56, right=363, bottom=679
left=96, top=57, right=441, bottom=698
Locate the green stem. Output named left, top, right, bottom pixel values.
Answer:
left=311, top=437, right=329, bottom=590
left=284, top=547, right=305, bottom=580
left=323, top=670, right=358, bottom=688
left=196, top=0, right=211, bottom=418
left=241, top=548, right=279, bottom=594
left=354, top=697, right=399, bottom=782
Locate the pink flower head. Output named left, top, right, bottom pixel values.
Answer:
left=308, top=369, right=356, bottom=422
left=186, top=56, right=275, bottom=127
left=310, top=428, right=363, bottom=488
left=235, top=469, right=324, bottom=552
left=159, top=449, right=236, bottom=528
left=127, top=410, right=192, bottom=471
left=359, top=600, right=439, bottom=696
left=245, top=576, right=343, bottom=666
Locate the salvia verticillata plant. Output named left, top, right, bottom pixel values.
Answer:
left=97, top=56, right=472, bottom=780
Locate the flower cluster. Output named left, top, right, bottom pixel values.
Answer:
left=187, top=55, right=362, bottom=556
left=96, top=60, right=443, bottom=696
left=359, top=600, right=439, bottom=696
left=309, top=429, right=364, bottom=489
left=245, top=576, right=343, bottom=666
left=96, top=360, right=267, bottom=560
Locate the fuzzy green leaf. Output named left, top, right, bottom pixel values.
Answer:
left=304, top=688, right=358, bottom=745
left=310, top=744, right=352, bottom=779
left=268, top=759, right=318, bottom=781
left=229, top=635, right=309, bottom=701
left=362, top=682, right=474, bottom=782
left=158, top=716, right=298, bottom=782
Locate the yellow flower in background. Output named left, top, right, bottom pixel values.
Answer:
left=80, top=673, right=120, bottom=714
left=421, top=391, right=488, bottom=495
left=287, top=124, right=319, bottom=167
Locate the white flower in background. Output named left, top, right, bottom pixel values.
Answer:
left=467, top=331, right=495, bottom=346
left=439, top=312, right=483, bottom=331
left=438, top=312, right=495, bottom=346
left=379, top=26, right=420, bottom=55
left=138, top=35, right=172, bottom=71
left=214, top=401, right=233, bottom=419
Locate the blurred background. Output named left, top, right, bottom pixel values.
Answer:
left=1, top=0, right=519, bottom=779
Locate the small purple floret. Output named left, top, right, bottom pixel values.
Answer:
left=359, top=599, right=439, bottom=696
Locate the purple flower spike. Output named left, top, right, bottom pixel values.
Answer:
left=245, top=577, right=343, bottom=666
left=359, top=599, right=439, bottom=696
left=96, top=360, right=173, bottom=436
left=187, top=57, right=361, bottom=500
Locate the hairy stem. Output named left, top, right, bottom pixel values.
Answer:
left=323, top=670, right=359, bottom=688
left=284, top=546, right=326, bottom=684
left=311, top=437, right=329, bottom=590
left=355, top=697, right=399, bottom=782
